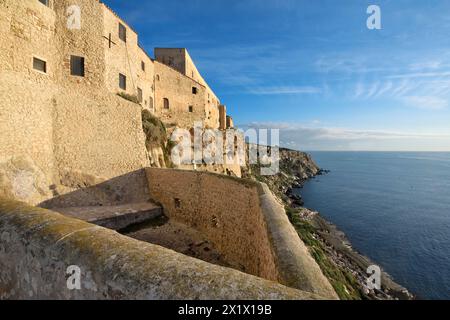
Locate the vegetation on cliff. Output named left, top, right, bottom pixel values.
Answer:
left=285, top=207, right=363, bottom=299
left=246, top=146, right=413, bottom=300
left=117, top=92, right=140, bottom=104
left=141, top=110, right=175, bottom=167
left=245, top=147, right=364, bottom=300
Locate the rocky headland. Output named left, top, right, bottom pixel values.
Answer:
left=245, top=147, right=414, bottom=300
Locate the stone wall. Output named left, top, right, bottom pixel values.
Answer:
left=0, top=198, right=323, bottom=300
left=154, top=61, right=209, bottom=128
left=0, top=71, right=150, bottom=205
left=145, top=168, right=338, bottom=299
left=0, top=0, right=151, bottom=204
left=146, top=168, right=278, bottom=280
left=154, top=48, right=221, bottom=129
left=52, top=90, right=150, bottom=184
left=102, top=5, right=155, bottom=111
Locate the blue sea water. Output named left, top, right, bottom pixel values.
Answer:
left=298, top=152, right=450, bottom=300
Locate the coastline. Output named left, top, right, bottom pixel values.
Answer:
left=289, top=175, right=415, bottom=300
left=247, top=147, right=414, bottom=300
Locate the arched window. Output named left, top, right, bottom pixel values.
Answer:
left=149, top=97, right=154, bottom=110
left=163, top=98, right=169, bottom=109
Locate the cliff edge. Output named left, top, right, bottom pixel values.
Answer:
left=245, top=147, right=413, bottom=300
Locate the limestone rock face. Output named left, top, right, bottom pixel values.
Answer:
left=147, top=146, right=166, bottom=168
left=245, top=147, right=321, bottom=201
left=0, top=156, right=52, bottom=205
left=279, top=148, right=320, bottom=179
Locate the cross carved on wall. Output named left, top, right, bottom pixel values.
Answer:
left=102, top=33, right=117, bottom=48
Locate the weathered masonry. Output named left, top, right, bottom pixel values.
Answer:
left=0, top=0, right=233, bottom=130
left=0, top=169, right=338, bottom=300
left=0, top=0, right=237, bottom=204
left=0, top=0, right=338, bottom=300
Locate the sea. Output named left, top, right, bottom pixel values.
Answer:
left=297, top=152, right=450, bottom=300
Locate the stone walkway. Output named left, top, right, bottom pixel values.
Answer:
left=123, top=219, right=232, bottom=269
left=51, top=202, right=163, bottom=231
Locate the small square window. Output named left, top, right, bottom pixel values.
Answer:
left=39, top=0, right=50, bottom=7
left=141, top=61, right=145, bottom=71
left=119, top=23, right=127, bottom=42
left=137, top=88, right=143, bottom=103
left=188, top=106, right=193, bottom=113
left=192, top=87, right=198, bottom=94
left=119, top=73, right=126, bottom=90
left=33, top=57, right=47, bottom=73
left=70, top=55, right=85, bottom=77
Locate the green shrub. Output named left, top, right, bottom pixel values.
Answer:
left=117, top=92, right=140, bottom=104
left=286, top=207, right=364, bottom=300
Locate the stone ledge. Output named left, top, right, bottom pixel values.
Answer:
left=0, top=198, right=325, bottom=300
left=257, top=183, right=339, bottom=300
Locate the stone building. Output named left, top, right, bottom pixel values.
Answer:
left=0, top=0, right=239, bottom=204
left=1, top=0, right=228, bottom=127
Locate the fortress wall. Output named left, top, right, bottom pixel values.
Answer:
left=154, top=61, right=208, bottom=128
left=102, top=5, right=155, bottom=110
left=0, top=1, right=59, bottom=205
left=0, top=71, right=150, bottom=205
left=145, top=168, right=338, bottom=299
left=52, top=90, right=150, bottom=186
left=0, top=1, right=150, bottom=204
left=154, top=48, right=187, bottom=75
left=0, top=0, right=57, bottom=78
left=0, top=198, right=323, bottom=300
left=182, top=50, right=221, bottom=129
left=145, top=168, right=279, bottom=281
left=258, top=184, right=339, bottom=299
left=154, top=48, right=220, bottom=129
left=53, top=0, right=106, bottom=91
left=0, top=74, right=56, bottom=205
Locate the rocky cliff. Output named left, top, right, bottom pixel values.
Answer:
left=246, top=147, right=413, bottom=300
left=244, top=147, right=323, bottom=207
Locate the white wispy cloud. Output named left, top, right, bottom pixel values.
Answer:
left=387, top=71, right=450, bottom=79
left=402, top=96, right=448, bottom=110
left=240, top=122, right=450, bottom=151
left=246, top=86, right=321, bottom=95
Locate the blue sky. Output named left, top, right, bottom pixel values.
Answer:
left=104, top=0, right=450, bottom=151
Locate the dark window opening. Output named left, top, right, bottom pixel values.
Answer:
left=137, top=88, right=143, bottom=103
left=119, top=23, right=127, bottom=42
left=141, top=61, right=145, bottom=71
left=149, top=97, right=154, bottom=109
left=163, top=98, right=170, bottom=109
left=188, top=106, right=193, bottom=113
left=119, top=73, right=126, bottom=90
left=156, top=74, right=160, bottom=81
left=33, top=57, right=47, bottom=73
left=38, top=0, right=49, bottom=6
left=192, top=87, right=198, bottom=94
left=70, top=55, right=85, bottom=77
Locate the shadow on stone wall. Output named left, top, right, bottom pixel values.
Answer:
left=39, top=169, right=151, bottom=209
